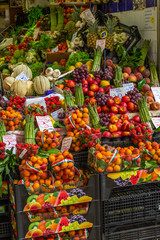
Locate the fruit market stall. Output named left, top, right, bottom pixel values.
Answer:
left=1, top=1, right=160, bottom=240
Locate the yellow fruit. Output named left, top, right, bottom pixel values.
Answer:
left=86, top=60, right=93, bottom=66
left=53, top=61, right=58, bottom=65
left=75, top=62, right=83, bottom=68
left=50, top=116, right=55, bottom=125
left=89, top=74, right=94, bottom=79
left=87, top=66, right=92, bottom=73
left=100, top=80, right=110, bottom=87
left=69, top=66, right=75, bottom=71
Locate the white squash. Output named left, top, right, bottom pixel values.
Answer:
left=33, top=76, right=50, bottom=95
left=12, top=64, right=32, bottom=80
left=11, top=80, right=27, bottom=97
left=26, top=81, right=35, bottom=96
left=3, top=77, right=15, bottom=91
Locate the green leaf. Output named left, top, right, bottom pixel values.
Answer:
left=54, top=218, right=60, bottom=224
left=47, top=149, right=61, bottom=154
left=138, top=178, right=144, bottom=183
left=44, top=194, right=49, bottom=201
left=97, top=159, right=106, bottom=170
left=45, top=221, right=51, bottom=228
left=148, top=83, right=155, bottom=87
left=137, top=78, right=146, bottom=90
left=146, top=175, right=152, bottom=181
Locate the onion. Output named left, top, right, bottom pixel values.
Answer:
left=47, top=76, right=54, bottom=81
left=45, top=67, right=54, bottom=76
left=53, top=69, right=61, bottom=78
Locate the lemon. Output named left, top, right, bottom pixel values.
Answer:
left=75, top=62, right=83, bottom=68
left=69, top=66, right=75, bottom=71
left=100, top=80, right=110, bottom=87
left=89, top=74, right=94, bottom=79
left=87, top=66, right=92, bottom=73
left=86, top=60, right=93, bottom=66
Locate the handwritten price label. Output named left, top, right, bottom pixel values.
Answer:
left=151, top=117, right=160, bottom=128
left=3, top=134, right=17, bottom=154
left=36, top=116, right=54, bottom=132
left=123, top=83, right=134, bottom=94
left=15, top=71, right=29, bottom=82
left=61, top=137, right=72, bottom=153
left=151, top=87, right=160, bottom=103
left=51, top=108, right=64, bottom=121
left=96, top=39, right=106, bottom=51
left=110, top=87, right=125, bottom=99
left=82, top=9, right=95, bottom=23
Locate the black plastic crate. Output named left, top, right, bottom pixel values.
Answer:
left=101, top=136, right=132, bottom=147
left=103, top=220, right=160, bottom=240
left=102, top=182, right=160, bottom=235
left=0, top=216, right=11, bottom=239
left=9, top=173, right=100, bottom=213
left=152, top=132, right=160, bottom=143
left=72, top=150, right=88, bottom=168
left=16, top=200, right=101, bottom=240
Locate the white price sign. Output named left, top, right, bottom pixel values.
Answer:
left=152, top=118, right=160, bottom=128
left=36, top=116, right=54, bottom=132
left=96, top=39, right=106, bottom=51
left=15, top=72, right=29, bottom=82
left=51, top=108, right=64, bottom=121
left=61, top=137, right=72, bottom=153
left=51, top=46, right=58, bottom=52
left=123, top=83, right=134, bottom=94
left=110, top=87, right=125, bottom=99
left=71, top=32, right=78, bottom=42
left=82, top=9, right=95, bottom=23
left=3, top=134, right=17, bottom=154
left=151, top=87, right=160, bottom=103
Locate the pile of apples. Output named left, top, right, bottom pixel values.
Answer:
left=123, top=66, right=151, bottom=83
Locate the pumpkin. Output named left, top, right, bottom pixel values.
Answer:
left=11, top=80, right=27, bottom=97
left=12, top=64, right=32, bottom=80
left=26, top=81, right=35, bottom=97
left=3, top=77, right=15, bottom=91
left=33, top=76, right=50, bottom=95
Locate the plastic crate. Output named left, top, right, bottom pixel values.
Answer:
left=152, top=132, right=160, bottom=143
left=102, top=182, right=160, bottom=235
left=103, top=220, right=160, bottom=240
left=72, top=150, right=88, bottom=168
left=101, top=136, right=132, bottom=147
left=0, top=216, right=11, bottom=238
left=16, top=201, right=101, bottom=240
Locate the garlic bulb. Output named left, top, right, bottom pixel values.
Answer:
left=45, top=67, right=54, bottom=76
left=47, top=76, right=54, bottom=81
left=53, top=69, right=61, bottom=78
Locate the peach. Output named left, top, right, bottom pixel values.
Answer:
left=145, top=91, right=154, bottom=98
left=150, top=102, right=160, bottom=110
left=142, top=69, right=150, bottom=78
left=139, top=66, right=146, bottom=73
left=141, top=84, right=151, bottom=93
left=123, top=67, right=132, bottom=74
left=128, top=74, right=137, bottom=82
left=145, top=78, right=151, bottom=83
left=123, top=72, right=129, bottom=80
left=135, top=72, right=143, bottom=81
left=147, top=96, right=154, bottom=104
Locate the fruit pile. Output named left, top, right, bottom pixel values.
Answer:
left=130, top=122, right=152, bottom=145
left=64, top=108, right=89, bottom=130
left=0, top=107, right=23, bottom=131
left=139, top=141, right=160, bottom=164
left=0, top=142, right=6, bottom=160
left=16, top=143, right=39, bottom=160
left=45, top=96, right=62, bottom=114
left=36, top=130, right=62, bottom=150
left=8, top=95, right=26, bottom=109
left=24, top=104, right=47, bottom=117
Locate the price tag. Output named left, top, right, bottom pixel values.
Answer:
left=15, top=71, right=29, bottom=82
left=3, top=134, right=17, bottom=154
left=96, top=39, right=106, bottom=51
left=110, top=87, right=125, bottom=99
left=19, top=149, right=28, bottom=159
left=33, top=27, right=40, bottom=41
left=51, top=108, right=64, bottom=121
left=82, top=9, right=95, bottom=23
left=151, top=117, right=160, bottom=128
left=71, top=32, right=78, bottom=42
left=151, top=87, right=160, bottom=103
left=36, top=116, right=54, bottom=132
left=61, top=137, right=72, bottom=153
left=51, top=46, right=58, bottom=52
left=123, top=83, right=134, bottom=94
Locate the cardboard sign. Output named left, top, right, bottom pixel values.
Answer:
left=61, top=137, right=72, bottom=153
left=33, top=27, right=40, bottom=41
left=151, top=117, right=160, bottom=128
left=82, top=9, right=95, bottom=23
left=123, top=83, right=134, bottom=94
left=51, top=108, right=64, bottom=121
left=151, top=87, right=160, bottom=103
left=51, top=46, right=58, bottom=53
left=36, top=116, right=54, bottom=132
left=3, top=134, right=17, bottom=154
left=15, top=71, right=29, bottom=82
left=110, top=87, right=125, bottom=99
left=19, top=149, right=28, bottom=159
left=96, top=39, right=106, bottom=51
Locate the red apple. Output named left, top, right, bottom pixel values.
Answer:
left=120, top=114, right=129, bottom=120
left=123, top=67, right=131, bottom=74
left=67, top=80, right=75, bottom=88
left=120, top=102, right=127, bottom=108
left=107, top=98, right=115, bottom=107
left=119, top=106, right=127, bottom=114
left=82, top=80, right=88, bottom=85
left=88, top=91, right=94, bottom=97
left=128, top=74, right=137, bottom=82
left=97, top=106, right=101, bottom=113
left=63, top=87, right=71, bottom=91
left=145, top=78, right=151, bottom=83
left=122, top=96, right=130, bottom=103
left=95, top=77, right=101, bottom=84
left=133, top=115, right=141, bottom=123
left=110, top=115, right=119, bottom=123
left=127, top=102, right=135, bottom=111
left=110, top=106, right=118, bottom=114
left=86, top=76, right=93, bottom=84
left=89, top=98, right=97, bottom=105
left=101, top=105, right=109, bottom=112
left=92, top=80, right=99, bottom=85
left=90, top=84, right=99, bottom=92
left=116, top=123, right=122, bottom=131
left=109, top=124, right=118, bottom=133
left=83, top=87, right=89, bottom=94
left=103, top=131, right=112, bottom=138
left=106, top=59, right=113, bottom=66
left=135, top=72, right=143, bottom=81
left=113, top=96, right=121, bottom=105
left=105, top=85, right=110, bottom=93
left=98, top=87, right=105, bottom=93
left=123, top=72, right=129, bottom=80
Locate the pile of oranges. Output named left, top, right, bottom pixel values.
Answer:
left=64, top=108, right=89, bottom=131
left=67, top=130, right=85, bottom=152
left=89, top=144, right=121, bottom=173
left=19, top=156, right=49, bottom=192
left=0, top=107, right=23, bottom=131
left=49, top=151, right=75, bottom=186
left=36, top=130, right=62, bottom=150
left=139, top=141, right=160, bottom=164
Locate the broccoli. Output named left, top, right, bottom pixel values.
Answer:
left=14, top=49, right=21, bottom=59
left=29, top=62, right=44, bottom=79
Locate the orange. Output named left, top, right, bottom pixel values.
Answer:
left=63, top=151, right=69, bottom=157
left=157, top=149, right=160, bottom=156
left=83, top=108, right=88, bottom=113
left=41, top=172, right=47, bottom=179
left=64, top=169, right=70, bottom=175
left=97, top=167, right=104, bottom=172
left=68, top=162, right=74, bottom=168
left=72, top=113, right=77, bottom=120
left=46, top=137, right=52, bottom=145
left=57, top=155, right=64, bottom=160
left=45, top=179, right=51, bottom=186
left=82, top=113, right=88, bottom=118
left=61, top=162, right=68, bottom=169
left=153, top=154, right=158, bottom=160
left=54, top=180, right=62, bottom=187
left=30, top=174, right=37, bottom=181
left=67, top=132, right=74, bottom=137
left=42, top=158, right=48, bottom=164
left=106, top=166, right=113, bottom=172
left=76, top=118, right=81, bottom=123
left=10, top=126, right=15, bottom=131
left=77, top=112, right=82, bottom=118
left=23, top=170, right=30, bottom=177
left=8, top=121, right=14, bottom=127
left=39, top=179, right=44, bottom=184
left=115, top=157, right=121, bottom=165
left=49, top=155, right=55, bottom=162
left=149, top=149, right=155, bottom=155
left=157, top=158, right=160, bottom=164
left=53, top=166, right=61, bottom=172
left=25, top=181, right=30, bottom=187
left=74, top=146, right=80, bottom=152
left=34, top=163, right=40, bottom=169
left=125, top=149, right=132, bottom=156
left=114, top=165, right=121, bottom=172
left=51, top=142, right=56, bottom=149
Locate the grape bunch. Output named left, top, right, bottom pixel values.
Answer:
left=67, top=105, right=83, bottom=112
left=94, top=69, right=112, bottom=80
left=69, top=188, right=86, bottom=198
left=94, top=92, right=109, bottom=106
left=127, top=89, right=142, bottom=105
left=58, top=111, right=67, bottom=125
left=99, top=113, right=110, bottom=127
left=70, top=215, right=87, bottom=224
left=71, top=65, right=89, bottom=83
left=61, top=195, right=79, bottom=205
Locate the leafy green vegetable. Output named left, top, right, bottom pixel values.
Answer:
left=65, top=52, right=90, bottom=71
left=53, top=120, right=65, bottom=128
left=29, top=62, right=44, bottom=78
left=27, top=6, right=43, bottom=27
left=30, top=34, right=56, bottom=53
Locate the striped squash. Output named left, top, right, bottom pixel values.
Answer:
left=12, top=64, right=32, bottom=79
left=33, top=76, right=50, bottom=95
left=26, top=81, right=35, bottom=97
left=11, top=80, right=27, bottom=97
